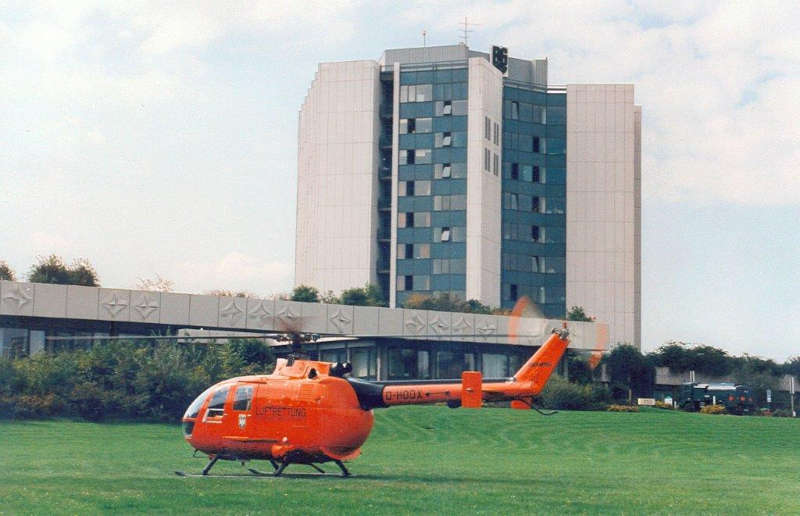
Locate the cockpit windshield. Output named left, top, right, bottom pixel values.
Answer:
left=183, top=386, right=215, bottom=419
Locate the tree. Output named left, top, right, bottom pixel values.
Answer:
left=604, top=344, right=654, bottom=401
left=290, top=285, right=319, bottom=302
left=320, top=290, right=340, bottom=304
left=206, top=289, right=252, bottom=298
left=339, top=283, right=385, bottom=306
left=403, top=293, right=497, bottom=314
left=28, top=255, right=99, bottom=286
left=136, top=274, right=174, bottom=292
left=0, top=261, right=15, bottom=281
left=464, top=299, right=492, bottom=314
left=566, top=306, right=593, bottom=322
left=68, top=258, right=99, bottom=287
left=784, top=356, right=800, bottom=378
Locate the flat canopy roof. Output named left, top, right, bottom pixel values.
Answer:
left=0, top=280, right=607, bottom=351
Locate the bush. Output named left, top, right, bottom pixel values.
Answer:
left=537, top=377, right=609, bottom=411
left=607, top=404, right=639, bottom=412
left=0, top=339, right=276, bottom=422
left=771, top=409, right=793, bottom=418
left=654, top=401, right=674, bottom=410
left=700, top=404, right=727, bottom=415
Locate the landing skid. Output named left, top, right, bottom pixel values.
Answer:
left=175, top=456, right=351, bottom=478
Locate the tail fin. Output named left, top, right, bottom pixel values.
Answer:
left=512, top=329, right=570, bottom=394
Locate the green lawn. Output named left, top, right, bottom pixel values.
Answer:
left=1, top=407, right=798, bottom=514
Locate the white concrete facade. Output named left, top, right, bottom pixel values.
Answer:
left=295, top=60, right=382, bottom=295
left=465, top=57, right=503, bottom=307
left=565, top=84, right=641, bottom=348
left=0, top=281, right=608, bottom=351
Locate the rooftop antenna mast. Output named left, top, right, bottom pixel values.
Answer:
left=459, top=16, right=479, bottom=46
left=422, top=29, right=427, bottom=47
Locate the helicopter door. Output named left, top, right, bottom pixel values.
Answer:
left=230, top=385, right=254, bottom=434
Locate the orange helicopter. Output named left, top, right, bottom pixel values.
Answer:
left=176, top=325, right=572, bottom=478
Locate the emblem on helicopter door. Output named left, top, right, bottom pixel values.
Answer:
left=238, top=414, right=247, bottom=429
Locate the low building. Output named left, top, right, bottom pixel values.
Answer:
left=0, top=280, right=607, bottom=381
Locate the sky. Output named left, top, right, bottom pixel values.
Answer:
left=1, top=1, right=799, bottom=360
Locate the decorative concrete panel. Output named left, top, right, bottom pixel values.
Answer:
left=189, top=295, right=219, bottom=327
left=450, top=313, right=475, bottom=341
left=160, top=293, right=191, bottom=325
left=352, top=306, right=380, bottom=335
left=31, top=283, right=67, bottom=318
left=511, top=316, right=550, bottom=347
left=402, top=309, right=427, bottom=338
left=98, top=289, right=130, bottom=321
left=66, top=285, right=99, bottom=320
left=377, top=307, right=403, bottom=336
left=130, top=291, right=161, bottom=323
left=326, top=304, right=354, bottom=334
left=473, top=314, right=499, bottom=344
left=217, top=296, right=247, bottom=329
left=300, top=302, right=327, bottom=334
left=426, top=311, right=451, bottom=341
left=246, top=297, right=274, bottom=331
left=274, top=300, right=304, bottom=332
left=0, top=281, right=35, bottom=316
left=494, top=315, right=511, bottom=344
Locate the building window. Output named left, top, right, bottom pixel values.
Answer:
left=401, top=117, right=432, bottom=134
left=400, top=84, right=433, bottom=103
left=398, top=275, right=413, bottom=291
left=440, top=227, right=451, bottom=242
left=484, top=116, right=491, bottom=140
left=504, top=193, right=518, bottom=210
left=399, top=150, right=414, bottom=165
left=414, top=275, right=430, bottom=290
left=440, top=100, right=452, bottom=115
left=533, top=137, right=540, bottom=153
left=414, top=149, right=432, bottom=164
left=484, top=148, right=491, bottom=171
left=436, top=132, right=452, bottom=147
left=398, top=212, right=414, bottom=228
left=415, top=243, right=430, bottom=258
left=533, top=166, right=540, bottom=183
left=493, top=122, right=499, bottom=145
left=398, top=243, right=412, bottom=259
left=510, top=284, right=518, bottom=301
left=531, top=225, right=540, bottom=242
left=511, top=101, right=519, bottom=120
left=493, top=153, right=499, bottom=175
left=400, top=181, right=414, bottom=196
left=414, top=212, right=431, bottom=227
left=532, top=196, right=540, bottom=213
left=435, top=163, right=452, bottom=178
left=511, top=163, right=519, bottom=180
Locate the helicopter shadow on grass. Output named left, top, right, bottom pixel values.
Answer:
left=173, top=470, right=562, bottom=488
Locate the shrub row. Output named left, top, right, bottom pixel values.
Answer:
left=535, top=376, right=613, bottom=411
left=0, top=339, right=273, bottom=421
left=607, top=404, right=639, bottom=412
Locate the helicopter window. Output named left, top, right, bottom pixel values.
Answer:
left=206, top=386, right=230, bottom=417
left=183, top=386, right=215, bottom=419
left=233, top=386, right=253, bottom=411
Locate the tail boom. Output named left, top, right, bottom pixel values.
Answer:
left=378, top=329, right=570, bottom=407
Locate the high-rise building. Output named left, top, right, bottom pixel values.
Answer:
left=295, top=44, right=641, bottom=348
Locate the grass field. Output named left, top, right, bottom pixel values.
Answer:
left=1, top=407, right=798, bottom=514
